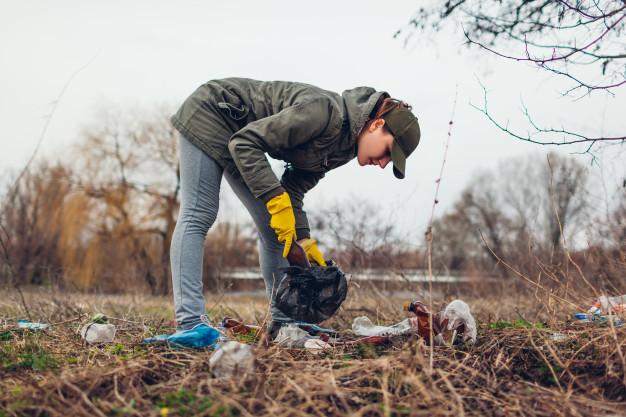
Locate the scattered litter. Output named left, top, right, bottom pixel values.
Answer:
left=441, top=300, right=478, bottom=344
left=292, top=322, right=337, bottom=336
left=351, top=299, right=477, bottom=346
left=587, top=295, right=626, bottom=315
left=209, top=341, right=254, bottom=378
left=17, top=319, right=49, bottom=330
left=349, top=335, right=391, bottom=346
left=303, top=338, right=332, bottom=353
left=550, top=332, right=569, bottom=342
left=352, top=316, right=415, bottom=337
left=80, top=322, right=116, bottom=344
left=16, top=320, right=48, bottom=330
left=403, top=301, right=444, bottom=343
left=221, top=317, right=261, bottom=336
left=274, top=323, right=309, bottom=346
left=573, top=313, right=624, bottom=327
left=273, top=323, right=331, bottom=352
left=144, top=322, right=221, bottom=349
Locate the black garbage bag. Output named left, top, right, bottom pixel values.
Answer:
left=274, top=260, right=348, bottom=324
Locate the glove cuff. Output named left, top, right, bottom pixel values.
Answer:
left=266, top=191, right=292, bottom=214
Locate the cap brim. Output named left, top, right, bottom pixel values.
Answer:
left=391, top=139, right=406, bottom=179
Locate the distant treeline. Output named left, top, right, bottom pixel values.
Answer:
left=1, top=108, right=623, bottom=294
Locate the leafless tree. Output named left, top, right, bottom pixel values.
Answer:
left=310, top=197, right=420, bottom=270
left=430, top=151, right=592, bottom=276
left=0, top=161, right=73, bottom=287
left=396, top=0, right=626, bottom=149
left=69, top=106, right=180, bottom=295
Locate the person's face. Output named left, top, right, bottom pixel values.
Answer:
left=356, top=118, right=394, bottom=169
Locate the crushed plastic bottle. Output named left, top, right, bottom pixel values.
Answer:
left=80, top=322, right=116, bottom=344
left=574, top=312, right=624, bottom=327
left=17, top=320, right=49, bottom=330
left=351, top=316, right=415, bottom=337
left=550, top=332, right=569, bottom=342
left=209, top=341, right=254, bottom=378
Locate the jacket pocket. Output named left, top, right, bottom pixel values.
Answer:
left=217, top=101, right=249, bottom=121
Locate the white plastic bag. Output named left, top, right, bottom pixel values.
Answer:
left=441, top=300, right=477, bottom=344
left=303, top=338, right=332, bottom=353
left=209, top=341, right=254, bottom=378
left=273, top=324, right=331, bottom=352
left=274, top=323, right=309, bottom=345
left=80, top=322, right=116, bottom=344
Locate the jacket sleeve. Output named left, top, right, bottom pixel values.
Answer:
left=280, top=167, right=326, bottom=239
left=227, top=96, right=337, bottom=203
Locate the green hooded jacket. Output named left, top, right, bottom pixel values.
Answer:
left=170, top=77, right=389, bottom=239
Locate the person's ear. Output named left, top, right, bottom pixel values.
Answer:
left=369, top=118, right=385, bottom=132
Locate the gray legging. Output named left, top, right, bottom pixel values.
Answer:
left=171, top=133, right=291, bottom=330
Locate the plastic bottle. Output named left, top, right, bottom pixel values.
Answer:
left=80, top=322, right=116, bottom=344
left=209, top=341, right=254, bottom=378
left=220, top=317, right=261, bottom=335
left=17, top=320, right=49, bottom=330
left=402, top=301, right=443, bottom=341
left=351, top=316, right=414, bottom=337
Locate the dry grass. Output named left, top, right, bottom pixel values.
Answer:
left=0, top=283, right=625, bottom=417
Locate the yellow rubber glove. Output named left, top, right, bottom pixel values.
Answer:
left=265, top=191, right=297, bottom=258
left=298, top=238, right=327, bottom=266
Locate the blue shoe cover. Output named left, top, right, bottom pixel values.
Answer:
left=144, top=322, right=221, bottom=348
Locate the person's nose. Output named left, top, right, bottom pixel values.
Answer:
left=379, top=157, right=391, bottom=169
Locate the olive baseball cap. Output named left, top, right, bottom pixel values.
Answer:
left=383, top=107, right=421, bottom=179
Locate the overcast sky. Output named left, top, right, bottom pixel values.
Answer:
left=1, top=0, right=624, bottom=245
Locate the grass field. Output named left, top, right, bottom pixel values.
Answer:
left=1, top=283, right=625, bottom=417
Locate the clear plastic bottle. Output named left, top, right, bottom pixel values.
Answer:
left=209, top=341, right=254, bottom=378
left=80, top=323, right=116, bottom=344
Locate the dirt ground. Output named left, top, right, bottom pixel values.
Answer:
left=1, top=283, right=625, bottom=417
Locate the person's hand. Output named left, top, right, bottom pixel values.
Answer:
left=297, top=238, right=327, bottom=266
left=265, top=192, right=297, bottom=258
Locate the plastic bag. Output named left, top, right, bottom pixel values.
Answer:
left=273, top=323, right=332, bottom=352
left=209, top=341, right=254, bottom=378
left=274, top=260, right=348, bottom=323
left=441, top=300, right=477, bottom=344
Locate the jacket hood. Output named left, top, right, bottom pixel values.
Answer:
left=341, top=87, right=390, bottom=145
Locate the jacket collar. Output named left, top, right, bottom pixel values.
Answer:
left=340, top=87, right=389, bottom=158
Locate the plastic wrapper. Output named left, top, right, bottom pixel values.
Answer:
left=209, top=341, right=254, bottom=378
